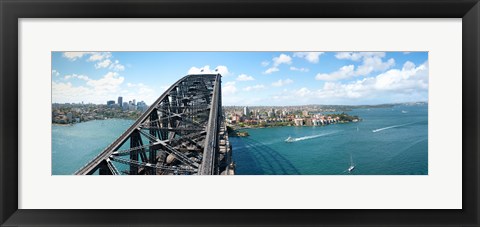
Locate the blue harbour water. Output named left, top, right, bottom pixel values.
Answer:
left=230, top=103, right=428, bottom=175
left=52, top=119, right=134, bottom=175
left=52, top=104, right=427, bottom=175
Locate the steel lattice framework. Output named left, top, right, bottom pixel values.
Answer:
left=74, top=74, right=233, bottom=175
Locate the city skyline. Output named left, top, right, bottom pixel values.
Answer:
left=52, top=51, right=428, bottom=106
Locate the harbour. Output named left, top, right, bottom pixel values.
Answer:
left=52, top=103, right=427, bottom=175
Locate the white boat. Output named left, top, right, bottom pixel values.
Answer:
left=348, top=155, right=355, bottom=173
left=285, top=136, right=295, bottom=143
left=401, top=110, right=408, bottom=114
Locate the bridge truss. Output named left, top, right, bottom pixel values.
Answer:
left=74, top=74, right=233, bottom=175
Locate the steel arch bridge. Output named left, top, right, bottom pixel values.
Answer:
left=74, top=74, right=234, bottom=175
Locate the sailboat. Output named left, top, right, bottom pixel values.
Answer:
left=348, top=155, right=355, bottom=173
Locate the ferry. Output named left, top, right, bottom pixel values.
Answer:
left=285, top=136, right=295, bottom=143
left=348, top=155, right=355, bottom=173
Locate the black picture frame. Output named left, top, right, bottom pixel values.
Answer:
left=1, top=0, right=479, bottom=226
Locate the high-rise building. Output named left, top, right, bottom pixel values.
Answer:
left=118, top=96, right=123, bottom=107
left=137, top=101, right=148, bottom=112
left=107, top=100, right=115, bottom=106
left=243, top=106, right=249, bottom=117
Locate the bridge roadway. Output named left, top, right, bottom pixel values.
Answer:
left=198, top=72, right=221, bottom=175
left=74, top=74, right=221, bottom=175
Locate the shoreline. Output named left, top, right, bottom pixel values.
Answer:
left=231, top=121, right=359, bottom=131
left=52, top=123, right=73, bottom=127
left=52, top=117, right=135, bottom=126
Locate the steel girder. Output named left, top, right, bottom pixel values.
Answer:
left=74, top=74, right=222, bottom=175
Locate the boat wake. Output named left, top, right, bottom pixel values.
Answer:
left=286, top=131, right=337, bottom=142
left=372, top=122, right=415, bottom=133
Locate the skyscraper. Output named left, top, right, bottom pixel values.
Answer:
left=118, top=96, right=123, bottom=107
left=243, top=106, right=249, bottom=117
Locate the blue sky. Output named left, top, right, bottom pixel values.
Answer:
left=52, top=51, right=428, bottom=106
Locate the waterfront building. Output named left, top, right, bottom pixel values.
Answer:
left=294, top=118, right=304, bottom=126
left=305, top=118, right=313, bottom=126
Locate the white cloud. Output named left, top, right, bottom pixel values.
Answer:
left=122, top=82, right=156, bottom=104
left=215, top=65, right=230, bottom=76
left=263, top=54, right=292, bottom=74
left=62, top=52, right=125, bottom=72
left=236, top=74, right=254, bottom=81
left=87, top=52, right=112, bottom=62
left=222, top=81, right=237, bottom=96
left=335, top=52, right=385, bottom=61
left=62, top=52, right=91, bottom=61
left=53, top=63, right=176, bottom=104
left=373, top=61, right=428, bottom=91
left=264, top=67, right=279, bottom=74
left=243, top=84, right=266, bottom=91
left=272, top=54, right=292, bottom=66
left=77, top=75, right=89, bottom=81
left=86, top=72, right=124, bottom=95
left=290, top=66, right=309, bottom=72
left=52, top=73, right=160, bottom=104
left=300, top=61, right=428, bottom=103
left=295, top=87, right=312, bottom=97
left=315, top=65, right=355, bottom=81
left=293, top=52, right=324, bottom=63
left=62, top=52, right=112, bottom=62
left=90, top=54, right=125, bottom=72
left=272, top=79, right=293, bottom=87
left=355, top=56, right=395, bottom=76
left=64, top=74, right=90, bottom=81
left=95, top=59, right=112, bottom=69
left=316, top=52, right=395, bottom=81
left=109, top=60, right=125, bottom=71
left=261, top=61, right=270, bottom=67
left=52, top=81, right=93, bottom=103
left=188, top=65, right=230, bottom=76
left=52, top=70, right=60, bottom=77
